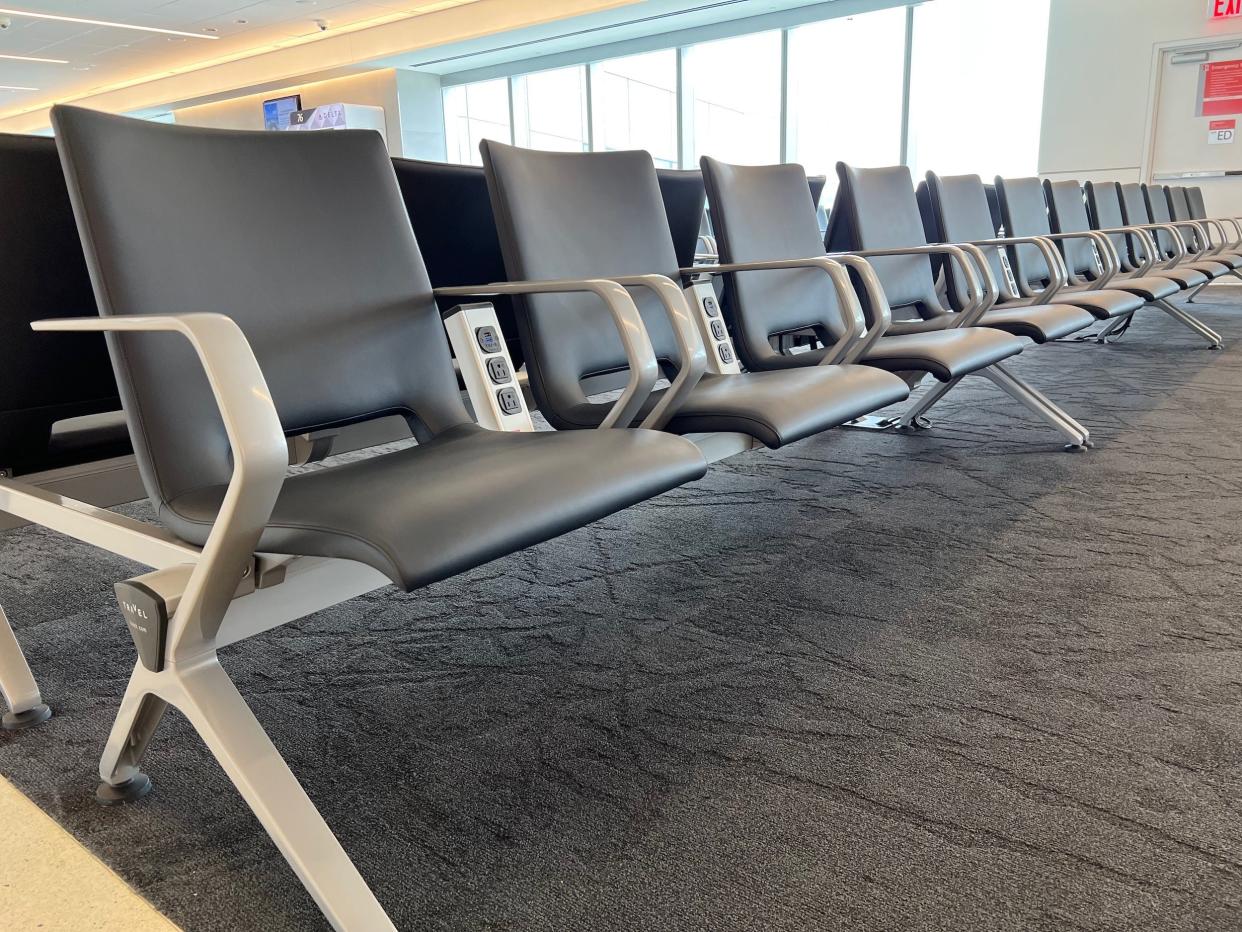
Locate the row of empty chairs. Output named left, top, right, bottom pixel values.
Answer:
left=0, top=108, right=1237, bottom=929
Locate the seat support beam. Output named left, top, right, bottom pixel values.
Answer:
left=99, top=653, right=395, bottom=931
left=1153, top=298, right=1223, bottom=349
left=0, top=605, right=50, bottom=729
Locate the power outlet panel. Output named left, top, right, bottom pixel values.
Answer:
left=444, top=303, right=534, bottom=432
left=683, top=279, right=742, bottom=375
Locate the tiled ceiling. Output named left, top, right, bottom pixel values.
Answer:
left=0, top=0, right=477, bottom=109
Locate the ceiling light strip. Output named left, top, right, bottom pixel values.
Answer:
left=0, top=53, right=69, bottom=64
left=0, top=7, right=217, bottom=40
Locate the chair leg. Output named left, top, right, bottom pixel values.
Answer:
left=977, top=362, right=1091, bottom=449
left=1186, top=281, right=1210, bottom=303
left=0, top=604, right=51, bottom=730
left=96, top=664, right=166, bottom=802
left=97, top=654, right=396, bottom=931
left=1154, top=298, right=1223, bottom=349
left=896, top=376, right=962, bottom=428
left=1095, top=312, right=1133, bottom=344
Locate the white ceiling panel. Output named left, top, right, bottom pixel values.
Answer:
left=0, top=0, right=480, bottom=108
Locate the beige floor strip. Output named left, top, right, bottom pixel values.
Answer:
left=0, top=775, right=180, bottom=931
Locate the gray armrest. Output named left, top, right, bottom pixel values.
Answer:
left=608, top=274, right=707, bottom=430
left=827, top=244, right=984, bottom=325
left=1029, top=231, right=1119, bottom=290
left=681, top=256, right=868, bottom=365
left=436, top=278, right=658, bottom=430
left=1091, top=225, right=1160, bottom=276
left=963, top=236, right=1069, bottom=305
left=31, top=313, right=288, bottom=661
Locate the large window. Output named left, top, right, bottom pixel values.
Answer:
left=512, top=65, right=589, bottom=152
left=591, top=49, right=678, bottom=167
left=907, top=0, right=1051, bottom=178
left=683, top=31, right=782, bottom=166
left=786, top=8, right=907, bottom=204
left=439, top=2, right=1053, bottom=182
left=443, top=78, right=510, bottom=165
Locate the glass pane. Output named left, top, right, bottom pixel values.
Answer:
left=907, top=0, right=1051, bottom=178
left=684, top=31, right=782, bottom=166
left=787, top=9, right=907, bottom=204
left=513, top=65, right=589, bottom=152
left=443, top=78, right=511, bottom=166
left=590, top=49, right=678, bottom=168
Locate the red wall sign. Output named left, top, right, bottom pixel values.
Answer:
left=1210, top=0, right=1242, bottom=19
left=1198, top=60, right=1242, bottom=116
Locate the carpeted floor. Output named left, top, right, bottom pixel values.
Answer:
left=2, top=294, right=1242, bottom=932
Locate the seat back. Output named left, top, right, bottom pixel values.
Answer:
left=808, top=175, right=828, bottom=212
left=994, top=176, right=1055, bottom=288
left=390, top=157, right=521, bottom=367
left=1187, top=186, right=1209, bottom=220
left=657, top=168, right=709, bottom=271
left=0, top=133, right=127, bottom=476
left=826, top=163, right=946, bottom=317
left=1085, top=180, right=1144, bottom=268
left=480, top=141, right=683, bottom=430
left=1042, top=180, right=1098, bottom=277
left=984, top=184, right=1003, bottom=234
left=925, top=172, right=1019, bottom=306
left=1140, top=183, right=1180, bottom=257
left=1166, top=186, right=1195, bottom=222
left=699, top=157, right=853, bottom=370
left=52, top=106, right=470, bottom=516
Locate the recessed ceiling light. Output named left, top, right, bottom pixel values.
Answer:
left=0, top=84, right=37, bottom=91
left=234, top=18, right=248, bottom=24
left=0, top=52, right=68, bottom=64
left=71, top=64, right=93, bottom=71
left=0, top=7, right=217, bottom=39
left=203, top=27, right=218, bottom=34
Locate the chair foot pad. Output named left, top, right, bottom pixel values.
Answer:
left=96, top=773, right=152, bottom=806
left=1, top=704, right=51, bottom=731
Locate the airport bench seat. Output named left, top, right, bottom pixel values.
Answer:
left=161, top=421, right=704, bottom=592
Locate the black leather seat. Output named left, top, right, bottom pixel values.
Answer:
left=1085, top=180, right=1209, bottom=290
left=0, top=133, right=130, bottom=476
left=702, top=160, right=1092, bottom=447
left=1042, top=179, right=1180, bottom=302
left=923, top=172, right=1097, bottom=341
left=162, top=422, right=701, bottom=591
left=51, top=107, right=708, bottom=592
left=478, top=142, right=909, bottom=446
left=994, top=177, right=1145, bottom=319
left=1124, top=182, right=1230, bottom=280
left=821, top=162, right=1036, bottom=360
left=1167, top=185, right=1242, bottom=269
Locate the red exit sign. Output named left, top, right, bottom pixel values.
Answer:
left=1211, top=0, right=1242, bottom=19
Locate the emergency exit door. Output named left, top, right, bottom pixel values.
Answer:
left=1147, top=37, right=1242, bottom=216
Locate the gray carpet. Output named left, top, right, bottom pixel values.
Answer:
left=3, top=294, right=1242, bottom=932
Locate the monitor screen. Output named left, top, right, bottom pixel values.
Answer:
left=262, top=94, right=302, bottom=131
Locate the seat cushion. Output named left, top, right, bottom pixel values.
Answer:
left=161, top=422, right=707, bottom=592
left=861, top=328, right=1025, bottom=381
left=1109, top=275, right=1181, bottom=302
left=1056, top=288, right=1145, bottom=319
left=664, top=366, right=909, bottom=448
left=981, top=304, right=1095, bottom=343
left=1182, top=260, right=1232, bottom=279
left=1150, top=267, right=1209, bottom=289
left=1207, top=251, right=1242, bottom=269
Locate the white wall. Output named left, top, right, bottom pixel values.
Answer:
left=1039, top=0, right=1242, bottom=214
